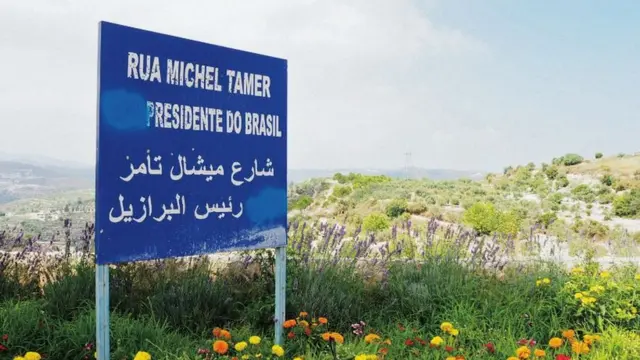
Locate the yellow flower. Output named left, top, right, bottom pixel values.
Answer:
left=572, top=341, right=590, bottom=355
left=249, top=336, right=261, bottom=345
left=446, top=357, right=457, bottom=360
left=581, top=296, right=597, bottom=306
left=508, top=358, right=518, bottom=360
left=13, top=357, right=26, bottom=360
left=562, top=329, right=575, bottom=339
left=133, top=351, right=151, bottom=360
left=574, top=292, right=584, bottom=299
left=583, top=334, right=599, bottom=345
left=548, top=337, right=563, bottom=349
left=430, top=336, right=444, bottom=346
left=516, top=345, right=531, bottom=359
left=590, top=285, right=605, bottom=293
left=242, top=356, right=250, bottom=360
left=449, top=328, right=459, bottom=336
left=299, top=320, right=309, bottom=327
left=534, top=349, right=545, bottom=357
left=24, top=353, right=41, bottom=360
left=293, top=357, right=304, bottom=360
left=364, top=333, right=381, bottom=344
left=354, top=355, right=378, bottom=360
left=440, top=322, right=454, bottom=332
left=600, top=271, right=610, bottom=278
left=535, top=280, right=542, bottom=287
left=571, top=267, right=584, bottom=275
left=542, top=278, right=551, bottom=284
left=635, top=273, right=640, bottom=280
left=235, top=341, right=248, bottom=352
left=272, top=345, right=285, bottom=357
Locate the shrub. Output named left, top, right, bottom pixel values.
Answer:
left=595, top=152, right=603, bottom=159
left=290, top=195, right=313, bottom=210
left=385, top=199, right=408, bottom=218
left=544, top=165, right=559, bottom=180
left=571, top=184, right=595, bottom=202
left=537, top=211, right=558, bottom=229
left=462, top=202, right=521, bottom=236
left=562, top=153, right=584, bottom=166
left=361, top=212, right=390, bottom=232
left=332, top=185, right=352, bottom=198
left=556, top=175, right=569, bottom=188
left=406, top=202, right=427, bottom=215
left=601, top=174, right=614, bottom=187
left=613, top=189, right=640, bottom=218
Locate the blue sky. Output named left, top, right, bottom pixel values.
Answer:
left=421, top=0, right=640, bottom=170
left=0, top=0, right=637, bottom=172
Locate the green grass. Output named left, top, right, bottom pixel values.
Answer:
left=1, top=241, right=639, bottom=359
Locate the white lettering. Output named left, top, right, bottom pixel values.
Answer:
left=127, top=52, right=139, bottom=79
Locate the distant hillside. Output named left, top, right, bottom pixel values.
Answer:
left=288, top=167, right=483, bottom=183
left=0, top=160, right=94, bottom=204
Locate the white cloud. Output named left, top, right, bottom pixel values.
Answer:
left=0, top=0, right=488, bottom=169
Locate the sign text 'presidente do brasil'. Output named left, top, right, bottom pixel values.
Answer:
left=96, top=22, right=287, bottom=264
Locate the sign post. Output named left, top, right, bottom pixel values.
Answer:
left=95, top=21, right=288, bottom=358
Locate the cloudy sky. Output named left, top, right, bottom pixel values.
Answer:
left=0, top=0, right=638, bottom=172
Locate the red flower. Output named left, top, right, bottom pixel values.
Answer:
left=1, top=334, right=7, bottom=341
left=485, top=342, right=496, bottom=353
left=0, top=344, right=7, bottom=352
left=556, top=355, right=571, bottom=360
left=304, top=327, right=312, bottom=336
left=287, top=332, right=295, bottom=339
left=415, top=337, right=427, bottom=346
left=197, top=348, right=210, bottom=355
left=445, top=346, right=454, bottom=353
left=405, top=338, right=415, bottom=346
left=398, top=323, right=406, bottom=331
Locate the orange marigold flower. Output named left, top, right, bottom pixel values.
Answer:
left=549, top=337, right=563, bottom=349
left=364, top=334, right=381, bottom=344
left=321, top=332, right=344, bottom=344
left=318, top=317, right=328, bottom=325
left=219, top=329, right=231, bottom=340
left=212, top=327, right=222, bottom=338
left=515, top=346, right=531, bottom=359
left=299, top=312, right=308, bottom=318
left=213, top=340, right=229, bottom=355
left=534, top=349, right=545, bottom=357
left=562, top=329, right=575, bottom=340
left=379, top=347, right=389, bottom=355
left=283, top=320, right=297, bottom=329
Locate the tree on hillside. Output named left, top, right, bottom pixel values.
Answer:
left=595, top=152, right=603, bottom=159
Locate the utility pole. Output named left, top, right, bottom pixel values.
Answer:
left=404, top=151, right=412, bottom=179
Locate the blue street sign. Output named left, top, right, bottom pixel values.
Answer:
left=96, top=21, right=287, bottom=264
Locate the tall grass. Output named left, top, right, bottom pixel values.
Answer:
left=1, top=219, right=639, bottom=359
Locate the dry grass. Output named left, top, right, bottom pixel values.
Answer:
left=569, top=155, right=640, bottom=178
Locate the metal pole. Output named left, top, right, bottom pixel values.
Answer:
left=96, top=264, right=110, bottom=359
left=274, top=246, right=286, bottom=344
